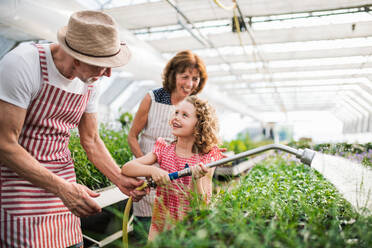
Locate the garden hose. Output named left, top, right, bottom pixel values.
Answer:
left=122, top=181, right=149, bottom=248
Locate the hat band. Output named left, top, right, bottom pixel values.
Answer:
left=65, top=38, right=122, bottom=58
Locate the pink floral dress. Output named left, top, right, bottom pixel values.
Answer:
left=150, top=138, right=223, bottom=232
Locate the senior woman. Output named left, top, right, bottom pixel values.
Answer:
left=127, top=50, right=207, bottom=239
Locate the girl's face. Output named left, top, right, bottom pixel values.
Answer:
left=170, top=101, right=197, bottom=137
left=174, top=68, right=200, bottom=97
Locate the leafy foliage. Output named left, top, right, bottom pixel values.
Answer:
left=223, top=133, right=273, bottom=155
left=147, top=157, right=372, bottom=248
left=118, top=112, right=133, bottom=131
left=69, top=124, right=132, bottom=190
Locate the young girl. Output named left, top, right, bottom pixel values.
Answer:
left=121, top=95, right=223, bottom=240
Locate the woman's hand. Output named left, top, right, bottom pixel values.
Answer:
left=191, top=162, right=209, bottom=179
left=150, top=167, right=171, bottom=186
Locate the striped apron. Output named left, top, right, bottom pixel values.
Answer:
left=0, top=44, right=93, bottom=247
left=133, top=90, right=174, bottom=217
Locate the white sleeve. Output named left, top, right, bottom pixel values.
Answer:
left=0, top=45, right=40, bottom=109
left=85, top=84, right=99, bottom=113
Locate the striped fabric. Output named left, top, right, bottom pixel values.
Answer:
left=133, top=89, right=175, bottom=217
left=150, top=138, right=223, bottom=232
left=0, top=44, right=93, bottom=247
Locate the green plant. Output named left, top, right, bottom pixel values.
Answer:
left=118, top=112, right=133, bottom=130
left=147, top=156, right=372, bottom=248
left=223, top=133, right=273, bottom=157
left=287, top=137, right=313, bottom=149
left=69, top=124, right=132, bottom=190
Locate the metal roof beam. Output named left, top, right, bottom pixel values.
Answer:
left=221, top=82, right=372, bottom=94
left=106, top=1, right=372, bottom=29
left=0, top=0, right=167, bottom=81
left=212, top=73, right=372, bottom=86
left=337, top=102, right=362, bottom=133
left=209, top=61, right=372, bottom=78
left=203, top=46, right=372, bottom=65
left=148, top=21, right=372, bottom=52
left=342, top=94, right=370, bottom=132
left=199, top=86, right=262, bottom=122
left=99, top=79, right=133, bottom=106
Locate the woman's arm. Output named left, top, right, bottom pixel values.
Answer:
left=128, top=94, right=151, bottom=158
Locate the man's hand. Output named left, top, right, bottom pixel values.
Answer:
left=116, top=174, right=149, bottom=202
left=57, top=182, right=101, bottom=217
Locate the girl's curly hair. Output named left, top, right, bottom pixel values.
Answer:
left=162, top=50, right=207, bottom=95
left=185, top=96, right=221, bottom=154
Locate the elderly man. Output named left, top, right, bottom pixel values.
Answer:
left=0, top=10, right=147, bottom=247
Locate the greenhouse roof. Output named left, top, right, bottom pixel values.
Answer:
left=0, top=0, right=371, bottom=140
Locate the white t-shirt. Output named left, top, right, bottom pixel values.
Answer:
left=0, top=42, right=98, bottom=112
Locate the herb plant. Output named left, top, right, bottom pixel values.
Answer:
left=147, top=156, right=372, bottom=248
left=69, top=124, right=132, bottom=190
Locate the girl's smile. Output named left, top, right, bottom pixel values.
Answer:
left=170, top=101, right=197, bottom=137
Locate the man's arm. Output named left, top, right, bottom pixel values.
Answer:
left=0, top=100, right=101, bottom=217
left=78, top=112, right=148, bottom=201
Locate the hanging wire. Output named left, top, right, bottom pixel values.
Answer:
left=207, top=0, right=266, bottom=109
left=213, top=0, right=236, bottom=11
left=165, top=0, right=246, bottom=90
left=213, top=0, right=288, bottom=115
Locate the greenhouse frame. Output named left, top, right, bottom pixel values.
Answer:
left=0, top=0, right=371, bottom=247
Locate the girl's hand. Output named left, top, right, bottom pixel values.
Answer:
left=219, top=147, right=229, bottom=158
left=150, top=167, right=170, bottom=186
left=191, top=162, right=209, bottom=179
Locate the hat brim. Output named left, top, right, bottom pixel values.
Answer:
left=57, top=26, right=131, bottom=68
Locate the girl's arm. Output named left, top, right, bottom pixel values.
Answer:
left=121, top=152, right=170, bottom=186
left=121, top=152, right=157, bottom=177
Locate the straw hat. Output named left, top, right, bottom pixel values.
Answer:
left=57, top=10, right=131, bottom=68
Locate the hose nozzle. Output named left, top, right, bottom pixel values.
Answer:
left=296, top=148, right=316, bottom=166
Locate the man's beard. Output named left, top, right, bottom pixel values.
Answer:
left=84, top=77, right=98, bottom=84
